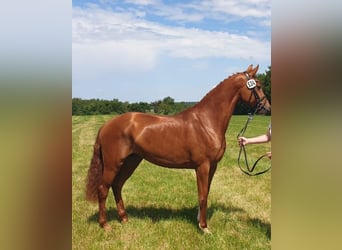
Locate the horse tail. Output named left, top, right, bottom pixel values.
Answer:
left=86, top=129, right=103, bottom=202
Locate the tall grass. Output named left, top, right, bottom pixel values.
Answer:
left=72, top=114, right=271, bottom=249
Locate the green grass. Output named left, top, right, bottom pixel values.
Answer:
left=72, top=114, right=271, bottom=249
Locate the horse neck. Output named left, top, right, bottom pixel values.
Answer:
left=191, top=77, right=241, bottom=136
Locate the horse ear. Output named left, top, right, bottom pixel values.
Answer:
left=246, top=64, right=253, bottom=72
left=250, top=64, right=259, bottom=76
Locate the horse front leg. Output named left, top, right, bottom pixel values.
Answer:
left=195, top=162, right=211, bottom=234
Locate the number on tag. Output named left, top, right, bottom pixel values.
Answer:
left=246, top=79, right=256, bottom=89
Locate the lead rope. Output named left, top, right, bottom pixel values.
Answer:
left=236, top=113, right=271, bottom=176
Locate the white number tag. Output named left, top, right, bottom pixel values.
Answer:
left=246, top=79, right=256, bottom=89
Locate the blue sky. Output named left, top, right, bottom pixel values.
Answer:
left=72, top=0, right=270, bottom=102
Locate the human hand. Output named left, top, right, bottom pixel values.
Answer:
left=238, top=137, right=248, bottom=146
left=266, top=151, right=272, bottom=159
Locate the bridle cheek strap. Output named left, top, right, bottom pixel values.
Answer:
left=250, top=89, right=270, bottom=114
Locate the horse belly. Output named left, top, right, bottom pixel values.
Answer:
left=133, top=130, right=194, bottom=168
left=145, top=155, right=195, bottom=169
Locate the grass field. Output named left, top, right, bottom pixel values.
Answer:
left=72, top=114, right=271, bottom=249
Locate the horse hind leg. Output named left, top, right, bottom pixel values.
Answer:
left=98, top=155, right=125, bottom=231
left=112, top=154, right=142, bottom=223
left=98, top=179, right=112, bottom=231
left=98, top=170, right=115, bottom=231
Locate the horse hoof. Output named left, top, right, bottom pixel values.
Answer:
left=121, top=214, right=128, bottom=223
left=198, top=224, right=212, bottom=234
left=103, top=223, right=112, bottom=232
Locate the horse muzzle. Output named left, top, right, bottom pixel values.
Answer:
left=256, top=99, right=271, bottom=115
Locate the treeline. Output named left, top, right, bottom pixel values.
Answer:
left=72, top=96, right=195, bottom=116
left=73, top=66, right=271, bottom=116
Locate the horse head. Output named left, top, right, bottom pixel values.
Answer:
left=238, top=64, right=271, bottom=115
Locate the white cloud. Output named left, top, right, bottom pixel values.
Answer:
left=73, top=41, right=158, bottom=75
left=216, top=0, right=270, bottom=18
left=154, top=0, right=270, bottom=23
left=73, top=5, right=270, bottom=74
left=124, top=0, right=161, bottom=5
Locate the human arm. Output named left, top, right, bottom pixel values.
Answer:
left=238, top=127, right=271, bottom=146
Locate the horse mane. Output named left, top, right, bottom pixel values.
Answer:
left=194, top=72, right=241, bottom=108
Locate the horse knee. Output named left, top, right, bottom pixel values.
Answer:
left=198, top=197, right=208, bottom=207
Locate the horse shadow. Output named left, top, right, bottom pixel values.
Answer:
left=247, top=217, right=271, bottom=240
left=88, top=203, right=271, bottom=240
left=88, top=202, right=270, bottom=238
left=88, top=203, right=241, bottom=225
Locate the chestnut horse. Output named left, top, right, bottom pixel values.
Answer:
left=86, top=65, right=270, bottom=233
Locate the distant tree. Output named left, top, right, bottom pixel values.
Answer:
left=262, top=66, right=271, bottom=104
left=111, top=99, right=128, bottom=114
left=153, top=96, right=175, bottom=114
left=98, top=100, right=111, bottom=114
left=174, top=102, right=187, bottom=113
left=128, top=102, right=151, bottom=113
left=72, top=98, right=82, bottom=115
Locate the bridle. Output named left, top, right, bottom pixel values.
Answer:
left=244, top=72, right=270, bottom=114
left=236, top=72, right=271, bottom=176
